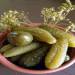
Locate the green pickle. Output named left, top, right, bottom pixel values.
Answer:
left=13, top=27, right=56, bottom=44
left=0, top=44, right=13, bottom=53
left=3, top=42, right=40, bottom=57
left=40, top=25, right=75, bottom=47
left=19, top=45, right=48, bottom=67
left=10, top=55, right=21, bottom=62
left=8, top=32, right=33, bottom=46
left=45, top=38, right=68, bottom=69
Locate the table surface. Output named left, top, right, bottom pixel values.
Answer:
left=0, top=0, right=75, bottom=75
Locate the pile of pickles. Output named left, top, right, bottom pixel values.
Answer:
left=0, top=24, right=75, bottom=70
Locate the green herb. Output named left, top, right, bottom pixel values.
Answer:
left=0, top=0, right=75, bottom=32
left=41, top=0, right=75, bottom=32
left=0, top=10, right=31, bottom=31
left=65, top=19, right=75, bottom=32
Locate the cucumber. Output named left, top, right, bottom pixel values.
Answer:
left=10, top=55, right=21, bottom=62
left=0, top=44, right=13, bottom=53
left=8, top=32, right=33, bottom=46
left=3, top=42, right=40, bottom=57
left=40, top=25, right=75, bottom=47
left=13, top=27, right=56, bottom=44
left=45, top=38, right=68, bottom=69
left=19, top=45, right=48, bottom=67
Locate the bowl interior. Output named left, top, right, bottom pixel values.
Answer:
left=0, top=23, right=75, bottom=74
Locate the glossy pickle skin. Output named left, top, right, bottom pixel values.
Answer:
left=19, top=45, right=48, bottom=67
left=8, top=32, right=33, bottom=46
left=45, top=38, right=68, bottom=69
left=40, top=25, right=75, bottom=47
left=3, top=42, right=40, bottom=57
left=13, top=27, right=56, bottom=44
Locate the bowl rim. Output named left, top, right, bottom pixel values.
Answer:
left=0, top=23, right=75, bottom=74
left=0, top=53, right=75, bottom=74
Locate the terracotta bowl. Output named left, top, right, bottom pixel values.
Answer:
left=0, top=23, right=75, bottom=74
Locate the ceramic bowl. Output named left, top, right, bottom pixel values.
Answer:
left=0, top=23, right=75, bottom=74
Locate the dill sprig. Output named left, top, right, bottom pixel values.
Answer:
left=41, top=0, right=75, bottom=32
left=65, top=19, right=75, bottom=32
left=0, top=10, right=31, bottom=31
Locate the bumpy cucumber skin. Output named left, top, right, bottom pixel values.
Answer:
left=0, top=44, right=13, bottom=53
left=13, top=27, right=56, bottom=44
left=40, top=25, right=75, bottom=47
left=3, top=42, right=40, bottom=57
left=19, top=46, right=48, bottom=67
left=45, top=38, right=68, bottom=69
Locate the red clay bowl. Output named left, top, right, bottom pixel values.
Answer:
left=0, top=23, right=75, bottom=74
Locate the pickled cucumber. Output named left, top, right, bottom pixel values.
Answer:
left=8, top=32, right=33, bottom=46
left=3, top=42, right=40, bottom=57
left=40, top=25, right=75, bottom=47
left=0, top=44, right=13, bottom=53
left=10, top=55, right=21, bottom=62
left=19, top=45, right=48, bottom=67
left=13, top=27, right=56, bottom=44
left=45, top=38, right=68, bottom=69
